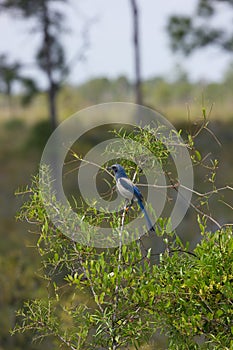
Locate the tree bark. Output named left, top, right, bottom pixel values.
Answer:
left=42, top=2, right=58, bottom=130
left=130, top=0, right=143, bottom=106
left=48, top=82, right=57, bottom=131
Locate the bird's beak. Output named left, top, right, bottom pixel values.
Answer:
left=107, top=166, right=112, bottom=171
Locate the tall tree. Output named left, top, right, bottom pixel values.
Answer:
left=0, top=54, right=20, bottom=111
left=129, top=0, right=143, bottom=105
left=1, top=0, right=68, bottom=129
left=167, top=0, right=233, bottom=55
left=0, top=54, right=38, bottom=115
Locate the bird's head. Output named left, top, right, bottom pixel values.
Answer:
left=107, top=164, right=127, bottom=179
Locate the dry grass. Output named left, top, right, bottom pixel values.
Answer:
left=0, top=85, right=233, bottom=127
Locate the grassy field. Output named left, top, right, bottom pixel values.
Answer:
left=1, top=73, right=233, bottom=125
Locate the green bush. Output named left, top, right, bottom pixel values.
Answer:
left=25, top=120, right=52, bottom=151
left=4, top=118, right=25, bottom=130
left=13, top=122, right=233, bottom=349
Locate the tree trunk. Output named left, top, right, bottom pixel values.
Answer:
left=48, top=82, right=57, bottom=131
left=42, top=2, right=58, bottom=130
left=130, top=0, right=143, bottom=106
left=6, top=82, right=13, bottom=118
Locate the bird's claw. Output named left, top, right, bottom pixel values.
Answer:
left=124, top=199, right=134, bottom=213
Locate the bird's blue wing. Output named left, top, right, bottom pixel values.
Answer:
left=133, top=185, right=143, bottom=201
left=117, top=177, right=134, bottom=199
left=117, top=178, right=143, bottom=201
left=118, top=176, right=154, bottom=231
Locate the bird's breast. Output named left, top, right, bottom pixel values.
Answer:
left=116, top=178, right=134, bottom=200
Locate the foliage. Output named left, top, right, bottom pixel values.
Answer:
left=0, top=54, right=21, bottom=96
left=13, top=175, right=233, bottom=349
left=25, top=119, right=53, bottom=151
left=0, top=54, right=38, bottom=109
left=12, top=122, right=233, bottom=349
left=167, top=0, right=233, bottom=55
left=1, top=63, right=233, bottom=122
left=71, top=68, right=233, bottom=121
left=151, top=227, right=233, bottom=349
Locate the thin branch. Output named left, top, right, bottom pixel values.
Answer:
left=179, top=184, right=233, bottom=197
left=165, top=171, right=222, bottom=229
left=112, top=202, right=127, bottom=350
left=64, top=149, right=114, bottom=179
left=55, top=333, right=78, bottom=350
left=218, top=199, right=233, bottom=211
left=204, top=125, right=222, bottom=147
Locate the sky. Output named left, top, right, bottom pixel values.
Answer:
left=0, top=0, right=232, bottom=87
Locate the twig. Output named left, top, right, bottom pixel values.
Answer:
left=112, top=202, right=127, bottom=350
left=204, top=125, right=222, bottom=147
left=179, top=184, right=233, bottom=197
left=165, top=171, right=222, bottom=230
left=64, top=149, right=114, bottom=178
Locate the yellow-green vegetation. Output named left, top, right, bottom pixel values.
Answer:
left=0, top=121, right=48, bottom=349
left=0, top=74, right=233, bottom=349
left=4, top=120, right=232, bottom=349
left=1, top=71, right=233, bottom=124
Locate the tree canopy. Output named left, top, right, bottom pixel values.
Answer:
left=167, top=0, right=233, bottom=55
left=1, top=0, right=69, bottom=128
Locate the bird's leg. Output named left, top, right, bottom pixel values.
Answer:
left=125, top=199, right=134, bottom=212
left=124, top=199, right=130, bottom=212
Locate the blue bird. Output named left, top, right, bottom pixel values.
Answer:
left=108, top=164, right=155, bottom=232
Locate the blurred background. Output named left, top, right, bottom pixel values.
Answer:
left=0, top=0, right=232, bottom=349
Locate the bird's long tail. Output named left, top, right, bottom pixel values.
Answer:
left=137, top=200, right=155, bottom=232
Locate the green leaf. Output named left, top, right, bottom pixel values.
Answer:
left=195, top=150, right=201, bottom=161
left=54, top=253, right=59, bottom=262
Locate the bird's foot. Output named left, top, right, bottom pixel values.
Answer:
left=125, top=199, right=134, bottom=213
